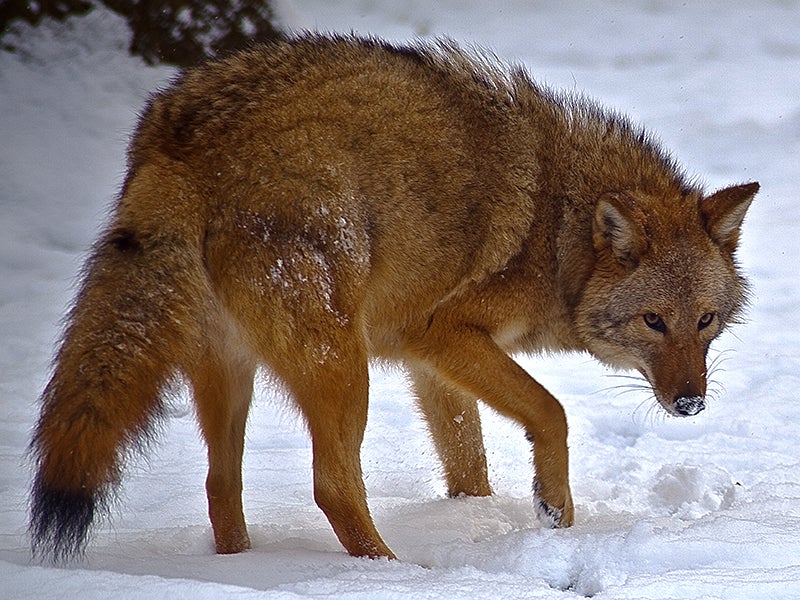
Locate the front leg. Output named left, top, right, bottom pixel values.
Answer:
left=529, top=434, right=575, bottom=528
left=408, top=315, right=574, bottom=528
left=407, top=363, right=492, bottom=497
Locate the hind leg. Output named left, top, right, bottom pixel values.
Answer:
left=408, top=364, right=491, bottom=497
left=189, top=345, right=255, bottom=554
left=202, top=198, right=387, bottom=556
left=281, top=339, right=394, bottom=559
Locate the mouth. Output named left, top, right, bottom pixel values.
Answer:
left=638, top=368, right=707, bottom=418
left=665, top=395, right=706, bottom=417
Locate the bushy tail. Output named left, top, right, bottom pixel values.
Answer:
left=29, top=182, right=209, bottom=562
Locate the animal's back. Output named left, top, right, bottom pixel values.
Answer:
left=128, top=36, right=556, bottom=349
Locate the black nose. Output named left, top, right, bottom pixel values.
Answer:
left=673, top=396, right=706, bottom=416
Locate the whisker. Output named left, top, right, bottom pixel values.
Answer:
left=705, top=348, right=734, bottom=410
left=632, top=391, right=659, bottom=426
left=651, top=397, right=671, bottom=425
left=596, top=383, right=650, bottom=395
left=706, top=379, right=725, bottom=403
left=599, top=373, right=650, bottom=394
left=616, top=387, right=653, bottom=398
left=632, top=397, right=650, bottom=422
left=708, top=366, right=728, bottom=382
left=603, top=373, right=647, bottom=382
left=707, top=353, right=733, bottom=375
left=601, top=371, right=680, bottom=425
left=706, top=390, right=723, bottom=404
left=725, top=329, right=745, bottom=343
left=711, top=349, right=736, bottom=368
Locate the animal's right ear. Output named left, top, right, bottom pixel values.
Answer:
left=593, top=192, right=649, bottom=268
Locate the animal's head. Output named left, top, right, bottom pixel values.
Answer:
left=577, top=182, right=758, bottom=416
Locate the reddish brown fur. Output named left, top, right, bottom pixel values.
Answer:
left=29, top=34, right=757, bottom=562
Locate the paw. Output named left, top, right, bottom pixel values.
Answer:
left=533, top=478, right=574, bottom=528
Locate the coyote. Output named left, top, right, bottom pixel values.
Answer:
left=29, top=34, right=758, bottom=562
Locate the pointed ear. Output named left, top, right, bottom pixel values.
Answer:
left=593, top=192, right=649, bottom=268
left=700, top=182, right=759, bottom=253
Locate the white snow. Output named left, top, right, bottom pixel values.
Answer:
left=2, top=1, right=799, bottom=598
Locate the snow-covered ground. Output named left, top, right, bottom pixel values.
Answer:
left=2, top=1, right=799, bottom=598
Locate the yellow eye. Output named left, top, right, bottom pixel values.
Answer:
left=643, top=312, right=666, bottom=333
left=698, top=312, right=715, bottom=330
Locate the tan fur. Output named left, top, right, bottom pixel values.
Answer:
left=29, top=34, right=757, bottom=562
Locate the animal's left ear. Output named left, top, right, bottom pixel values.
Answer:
left=700, top=182, right=759, bottom=253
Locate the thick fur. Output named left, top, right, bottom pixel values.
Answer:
left=29, top=34, right=758, bottom=562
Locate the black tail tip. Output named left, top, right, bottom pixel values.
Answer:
left=29, top=482, right=97, bottom=564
